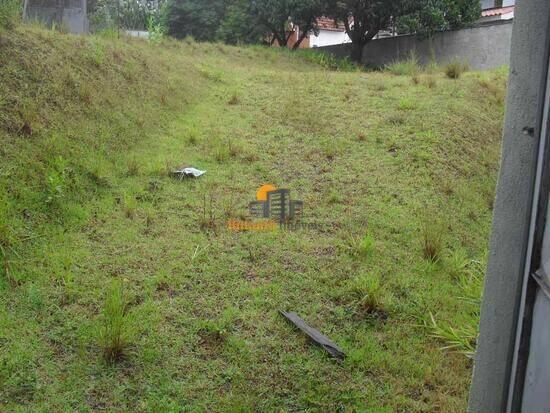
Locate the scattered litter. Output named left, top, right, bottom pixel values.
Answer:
left=171, top=167, right=206, bottom=180
left=280, top=310, right=346, bottom=360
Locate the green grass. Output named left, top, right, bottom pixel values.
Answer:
left=0, top=0, right=20, bottom=30
left=0, top=25, right=506, bottom=411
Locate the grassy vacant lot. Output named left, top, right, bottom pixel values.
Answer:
left=0, top=26, right=507, bottom=412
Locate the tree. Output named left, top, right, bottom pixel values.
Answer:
left=89, top=0, right=165, bottom=31
left=397, top=0, right=481, bottom=38
left=164, top=0, right=226, bottom=40
left=327, top=0, right=413, bottom=62
left=249, top=0, right=328, bottom=49
left=290, top=0, right=330, bottom=49
left=217, top=0, right=270, bottom=45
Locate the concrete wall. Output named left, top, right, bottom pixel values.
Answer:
left=468, top=0, right=550, bottom=411
left=319, top=21, right=513, bottom=70
left=25, top=0, right=88, bottom=34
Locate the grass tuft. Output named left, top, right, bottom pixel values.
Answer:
left=348, top=274, right=386, bottom=315
left=123, top=194, right=138, bottom=219
left=445, top=249, right=470, bottom=280
left=295, top=49, right=359, bottom=72
left=386, top=51, right=420, bottom=76
left=444, top=60, right=469, bottom=79
left=425, top=261, right=483, bottom=359
left=427, top=312, right=477, bottom=359
left=345, top=232, right=375, bottom=258
left=421, top=221, right=445, bottom=262
left=99, top=280, right=134, bottom=363
left=228, top=92, right=240, bottom=105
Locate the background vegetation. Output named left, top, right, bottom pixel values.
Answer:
left=94, top=0, right=482, bottom=61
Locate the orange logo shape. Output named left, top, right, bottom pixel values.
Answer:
left=256, top=184, right=277, bottom=201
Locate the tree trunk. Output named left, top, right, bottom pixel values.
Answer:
left=350, top=42, right=364, bottom=63
left=292, top=30, right=309, bottom=50
left=22, top=0, right=29, bottom=19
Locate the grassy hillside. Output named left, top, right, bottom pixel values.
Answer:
left=0, top=26, right=506, bottom=412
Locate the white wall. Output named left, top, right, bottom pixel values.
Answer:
left=310, top=30, right=350, bottom=48
left=482, top=0, right=515, bottom=8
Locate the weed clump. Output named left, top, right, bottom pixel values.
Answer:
left=327, top=189, right=342, bottom=205
left=445, top=249, right=470, bottom=280
left=421, top=221, right=445, bottom=262
left=0, top=197, right=14, bottom=283
left=126, top=157, right=140, bottom=176
left=196, top=308, right=237, bottom=353
left=228, top=92, right=240, bottom=105
left=122, top=194, right=138, bottom=219
left=386, top=52, right=420, bottom=76
left=425, top=260, right=483, bottom=359
left=296, top=49, right=359, bottom=72
left=444, top=60, right=469, bottom=79
left=424, top=75, right=437, bottom=88
left=99, top=280, right=134, bottom=363
left=348, top=274, right=386, bottom=315
left=345, top=232, right=375, bottom=258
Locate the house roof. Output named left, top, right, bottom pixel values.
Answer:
left=316, top=17, right=346, bottom=32
left=481, top=6, right=515, bottom=17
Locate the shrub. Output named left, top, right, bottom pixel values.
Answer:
left=0, top=0, right=20, bottom=30
left=147, top=14, right=166, bottom=44
left=99, top=280, right=134, bottom=363
left=421, top=221, right=444, bottom=262
left=444, top=60, right=469, bottom=79
left=386, top=51, right=420, bottom=76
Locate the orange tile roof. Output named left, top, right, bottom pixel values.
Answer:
left=316, top=17, right=346, bottom=32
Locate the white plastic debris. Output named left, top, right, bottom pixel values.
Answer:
left=171, top=167, right=206, bottom=179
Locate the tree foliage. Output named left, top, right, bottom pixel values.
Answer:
left=328, top=0, right=480, bottom=62
left=164, top=0, right=227, bottom=40
left=217, top=0, right=270, bottom=45
left=162, top=0, right=481, bottom=60
left=397, top=0, right=481, bottom=37
left=328, top=0, right=413, bottom=62
left=249, top=0, right=329, bottom=49
left=165, top=0, right=329, bottom=48
left=90, top=0, right=164, bottom=31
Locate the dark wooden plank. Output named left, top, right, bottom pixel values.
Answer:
left=280, top=310, right=346, bottom=360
